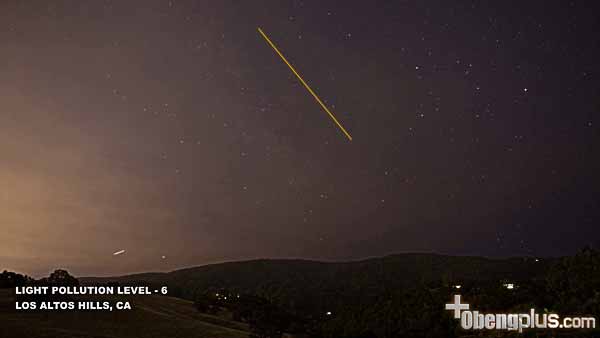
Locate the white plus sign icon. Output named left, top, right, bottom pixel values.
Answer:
left=445, top=294, right=469, bottom=319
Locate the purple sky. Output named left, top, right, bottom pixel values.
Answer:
left=1, top=0, right=598, bottom=277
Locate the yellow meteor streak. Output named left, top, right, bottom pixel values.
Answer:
left=257, top=27, right=353, bottom=141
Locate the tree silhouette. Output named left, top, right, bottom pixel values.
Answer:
left=39, top=269, right=79, bottom=286
left=546, top=247, right=600, bottom=314
left=0, top=270, right=33, bottom=288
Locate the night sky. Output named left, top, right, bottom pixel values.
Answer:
left=2, top=1, right=599, bottom=277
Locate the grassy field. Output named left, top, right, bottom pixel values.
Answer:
left=0, top=289, right=249, bottom=338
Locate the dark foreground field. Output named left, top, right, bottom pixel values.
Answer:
left=3, top=250, right=599, bottom=338
left=0, top=289, right=249, bottom=338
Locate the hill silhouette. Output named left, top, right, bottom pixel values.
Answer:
left=6, top=251, right=600, bottom=337
left=82, top=253, right=553, bottom=315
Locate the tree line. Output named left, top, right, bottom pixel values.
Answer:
left=0, top=269, right=79, bottom=288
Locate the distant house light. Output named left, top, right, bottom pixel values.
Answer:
left=326, top=311, right=332, bottom=316
left=454, top=285, right=462, bottom=289
left=503, top=283, right=515, bottom=290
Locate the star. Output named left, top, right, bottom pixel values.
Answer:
left=4, top=0, right=598, bottom=277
